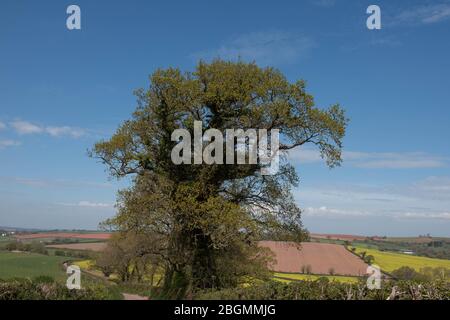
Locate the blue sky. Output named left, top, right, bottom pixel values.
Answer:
left=1, top=0, right=450, bottom=236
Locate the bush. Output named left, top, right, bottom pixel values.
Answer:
left=194, top=279, right=450, bottom=300
left=54, top=250, right=66, bottom=257
left=4, top=241, right=48, bottom=255
left=391, top=266, right=421, bottom=281
left=392, top=266, right=450, bottom=282
left=0, top=278, right=122, bottom=300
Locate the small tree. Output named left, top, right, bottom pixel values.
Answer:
left=364, top=255, right=374, bottom=265
left=305, top=265, right=312, bottom=274
left=391, top=266, right=420, bottom=281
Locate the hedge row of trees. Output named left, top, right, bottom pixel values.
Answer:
left=391, top=266, right=450, bottom=282
left=0, top=277, right=122, bottom=300
left=195, top=279, right=450, bottom=300
left=4, top=241, right=48, bottom=255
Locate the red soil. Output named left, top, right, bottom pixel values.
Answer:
left=46, top=242, right=107, bottom=252
left=259, top=241, right=369, bottom=276
left=14, top=232, right=111, bottom=240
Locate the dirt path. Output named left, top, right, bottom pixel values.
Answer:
left=122, top=293, right=149, bottom=300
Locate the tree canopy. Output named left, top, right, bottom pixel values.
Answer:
left=91, top=59, right=347, bottom=297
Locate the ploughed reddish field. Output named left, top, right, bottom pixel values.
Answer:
left=14, top=232, right=111, bottom=240
left=259, top=241, right=368, bottom=276
left=46, top=242, right=107, bottom=252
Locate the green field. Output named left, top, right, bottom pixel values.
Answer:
left=273, top=272, right=360, bottom=283
left=0, top=251, right=71, bottom=281
left=353, top=246, right=450, bottom=273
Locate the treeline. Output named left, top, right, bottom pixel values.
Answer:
left=4, top=241, right=48, bottom=255
left=392, top=266, right=450, bottom=282
left=195, top=279, right=450, bottom=300
left=2, top=241, right=93, bottom=259
left=346, top=239, right=450, bottom=260
left=53, top=250, right=93, bottom=259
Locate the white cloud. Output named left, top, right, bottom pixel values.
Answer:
left=405, top=176, right=450, bottom=201
left=77, top=201, right=113, bottom=208
left=11, top=120, right=43, bottom=134
left=400, top=212, right=450, bottom=220
left=394, top=3, right=450, bottom=25
left=10, top=120, right=86, bottom=138
left=45, top=126, right=85, bottom=138
left=192, top=31, right=315, bottom=66
left=58, top=201, right=114, bottom=208
left=0, top=139, right=21, bottom=149
left=295, top=175, right=450, bottom=224
left=303, top=206, right=371, bottom=217
left=0, top=121, right=6, bottom=130
left=288, top=148, right=447, bottom=169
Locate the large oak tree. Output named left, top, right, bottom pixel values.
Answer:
left=91, top=60, right=347, bottom=297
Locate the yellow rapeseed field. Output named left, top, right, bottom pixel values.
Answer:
left=353, top=247, right=450, bottom=273
left=273, top=272, right=360, bottom=283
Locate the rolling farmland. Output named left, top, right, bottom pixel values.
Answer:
left=46, top=242, right=107, bottom=252
left=273, top=272, right=360, bottom=283
left=14, top=232, right=111, bottom=241
left=0, top=252, right=70, bottom=281
left=352, top=246, right=450, bottom=272
left=259, top=241, right=369, bottom=276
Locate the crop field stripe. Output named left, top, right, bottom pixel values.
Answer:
left=273, top=272, right=360, bottom=283
left=352, top=246, right=450, bottom=272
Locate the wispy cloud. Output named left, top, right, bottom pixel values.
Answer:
left=304, top=206, right=450, bottom=221
left=10, top=120, right=86, bottom=138
left=192, top=30, right=315, bottom=66
left=11, top=121, right=43, bottom=134
left=394, top=3, right=450, bottom=25
left=288, top=148, right=447, bottom=169
left=295, top=175, right=450, bottom=224
left=45, top=126, right=85, bottom=138
left=0, top=121, right=6, bottom=130
left=0, top=139, right=21, bottom=149
left=58, top=201, right=114, bottom=208
left=401, top=212, right=450, bottom=220
left=303, top=206, right=371, bottom=217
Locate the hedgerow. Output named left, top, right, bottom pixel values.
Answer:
left=194, top=278, right=450, bottom=300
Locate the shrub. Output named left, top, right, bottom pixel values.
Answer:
left=194, top=279, right=450, bottom=300
left=0, top=278, right=122, bottom=300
